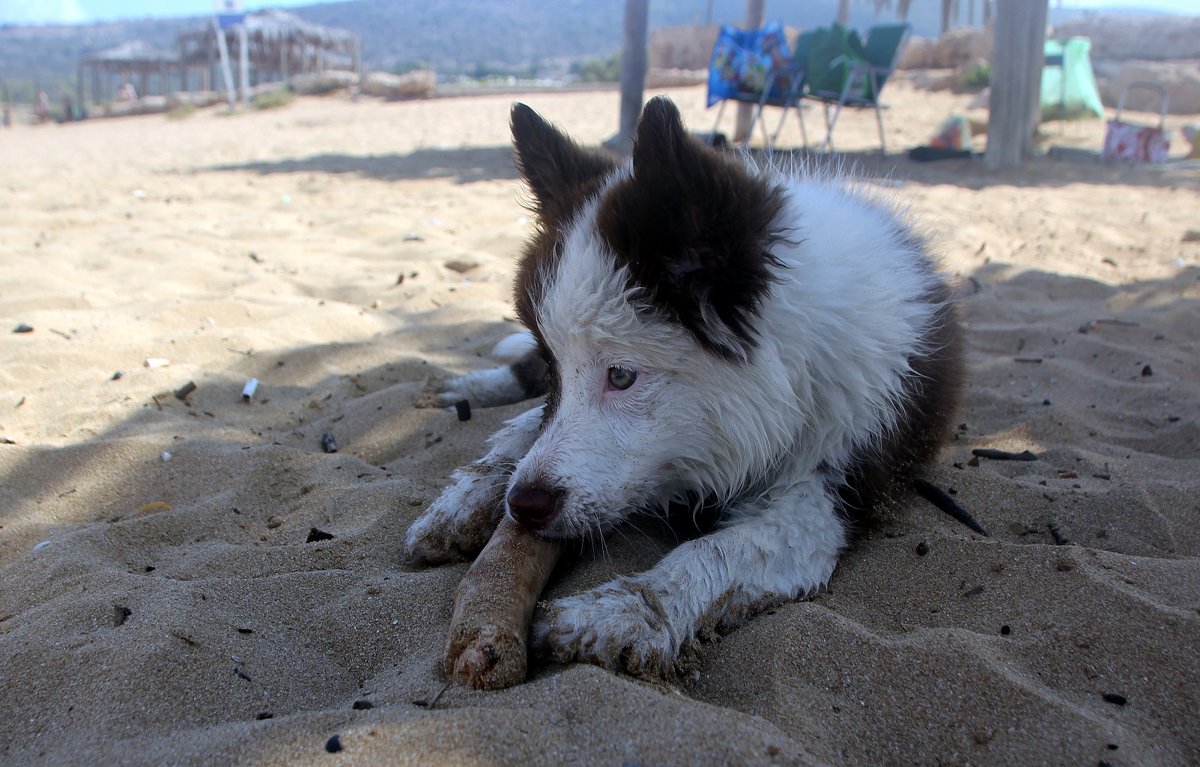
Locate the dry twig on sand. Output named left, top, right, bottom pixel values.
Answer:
left=444, top=515, right=562, bottom=689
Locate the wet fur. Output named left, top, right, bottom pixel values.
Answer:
left=408, top=97, right=964, bottom=676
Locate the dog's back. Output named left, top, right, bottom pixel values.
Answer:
left=752, top=169, right=965, bottom=524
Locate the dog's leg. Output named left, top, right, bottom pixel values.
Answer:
left=532, top=471, right=845, bottom=677
left=421, top=343, right=548, bottom=410
left=405, top=405, right=543, bottom=564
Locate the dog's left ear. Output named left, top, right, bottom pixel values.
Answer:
left=606, top=96, right=785, bottom=361
left=511, top=103, right=616, bottom=226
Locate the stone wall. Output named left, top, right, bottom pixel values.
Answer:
left=1093, top=60, right=1200, bottom=115
left=1052, top=14, right=1200, bottom=61
left=649, top=25, right=721, bottom=71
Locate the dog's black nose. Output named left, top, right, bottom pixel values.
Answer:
left=507, top=483, right=562, bottom=530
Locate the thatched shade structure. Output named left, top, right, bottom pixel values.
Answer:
left=77, top=40, right=179, bottom=106
left=177, top=10, right=361, bottom=94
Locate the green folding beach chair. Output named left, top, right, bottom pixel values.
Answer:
left=804, top=22, right=910, bottom=153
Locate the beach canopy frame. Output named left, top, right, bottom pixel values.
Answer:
left=77, top=40, right=180, bottom=108
left=176, top=9, right=361, bottom=95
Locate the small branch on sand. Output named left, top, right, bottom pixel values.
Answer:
left=913, top=478, right=989, bottom=536
left=971, top=448, right=1038, bottom=461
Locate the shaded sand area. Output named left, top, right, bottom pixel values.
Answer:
left=1, top=82, right=1198, bottom=765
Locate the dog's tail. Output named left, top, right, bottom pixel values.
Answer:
left=912, top=478, right=989, bottom=536
left=491, top=331, right=538, bottom=363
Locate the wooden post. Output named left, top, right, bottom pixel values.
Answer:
left=612, top=0, right=649, bottom=152
left=985, top=0, right=1048, bottom=168
left=238, top=23, right=249, bottom=105
left=734, top=0, right=765, bottom=143
left=214, top=20, right=236, bottom=108
left=75, top=63, right=83, bottom=115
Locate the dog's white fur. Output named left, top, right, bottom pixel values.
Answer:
left=407, top=105, right=955, bottom=676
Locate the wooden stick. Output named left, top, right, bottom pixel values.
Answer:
left=912, top=478, right=989, bottom=537
left=444, top=515, right=562, bottom=689
left=971, top=448, right=1038, bottom=461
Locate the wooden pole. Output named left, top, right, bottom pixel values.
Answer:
left=214, top=20, right=237, bottom=108
left=613, top=0, right=649, bottom=152
left=985, top=0, right=1048, bottom=168
left=734, top=0, right=765, bottom=143
left=239, top=23, right=250, bottom=105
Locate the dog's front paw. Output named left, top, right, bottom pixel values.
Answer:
left=532, top=581, right=681, bottom=678
left=404, top=510, right=493, bottom=565
left=404, top=467, right=505, bottom=565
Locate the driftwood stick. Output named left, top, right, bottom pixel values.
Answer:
left=971, top=448, right=1038, bottom=462
left=912, top=478, right=989, bottom=537
left=444, top=514, right=562, bottom=689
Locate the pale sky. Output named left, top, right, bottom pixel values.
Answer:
left=1, top=0, right=1197, bottom=25
left=0, top=1, right=313, bottom=25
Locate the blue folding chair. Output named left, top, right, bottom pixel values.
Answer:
left=706, top=24, right=794, bottom=148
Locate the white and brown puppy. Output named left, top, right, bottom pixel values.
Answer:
left=407, top=97, right=964, bottom=676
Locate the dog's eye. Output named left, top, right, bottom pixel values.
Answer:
left=606, top=366, right=638, bottom=391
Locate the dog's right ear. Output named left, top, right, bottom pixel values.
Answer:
left=511, top=103, right=615, bottom=225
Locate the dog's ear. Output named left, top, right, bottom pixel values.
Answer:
left=630, top=96, right=695, bottom=196
left=511, top=103, right=616, bottom=225
left=607, top=96, right=786, bottom=361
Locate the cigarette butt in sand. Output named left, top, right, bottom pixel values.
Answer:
left=144, top=358, right=170, bottom=369
left=444, top=515, right=562, bottom=689
left=174, top=381, right=197, bottom=401
left=137, top=501, right=172, bottom=514
left=242, top=378, right=259, bottom=402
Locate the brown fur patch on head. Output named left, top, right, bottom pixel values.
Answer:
left=509, top=103, right=618, bottom=413
left=510, top=103, right=617, bottom=226
left=597, top=96, right=788, bottom=361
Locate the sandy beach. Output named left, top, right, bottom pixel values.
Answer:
left=1, top=80, right=1198, bottom=765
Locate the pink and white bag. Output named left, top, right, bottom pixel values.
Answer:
left=1103, top=82, right=1170, bottom=163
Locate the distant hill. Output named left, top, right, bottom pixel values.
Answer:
left=0, top=0, right=1102, bottom=102
left=292, top=0, right=953, bottom=74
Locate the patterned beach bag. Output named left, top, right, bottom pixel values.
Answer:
left=1102, top=81, right=1170, bottom=163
